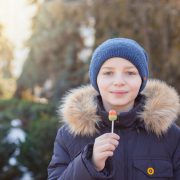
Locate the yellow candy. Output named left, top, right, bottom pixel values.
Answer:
left=108, top=110, right=117, bottom=121
left=108, top=115, right=117, bottom=121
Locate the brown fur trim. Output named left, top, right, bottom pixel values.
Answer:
left=58, top=79, right=180, bottom=136
left=58, top=85, right=100, bottom=136
left=139, top=79, right=180, bottom=136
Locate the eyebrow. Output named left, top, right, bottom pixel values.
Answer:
left=101, top=67, right=114, bottom=70
left=124, top=66, right=137, bottom=70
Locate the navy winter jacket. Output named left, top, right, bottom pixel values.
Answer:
left=48, top=79, right=180, bottom=180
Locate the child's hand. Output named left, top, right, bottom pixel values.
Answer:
left=92, top=133, right=120, bottom=171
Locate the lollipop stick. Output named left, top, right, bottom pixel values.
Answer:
left=111, top=120, right=114, bottom=133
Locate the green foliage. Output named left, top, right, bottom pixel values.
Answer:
left=0, top=98, right=58, bottom=129
left=17, top=117, right=59, bottom=179
left=0, top=124, right=22, bottom=179
left=0, top=126, right=17, bottom=175
left=0, top=165, right=22, bottom=180
left=0, top=98, right=60, bottom=179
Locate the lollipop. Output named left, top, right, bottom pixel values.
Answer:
left=108, top=110, right=117, bottom=133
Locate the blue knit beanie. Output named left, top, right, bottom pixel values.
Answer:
left=89, top=38, right=149, bottom=93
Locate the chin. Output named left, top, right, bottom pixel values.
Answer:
left=110, top=101, right=129, bottom=107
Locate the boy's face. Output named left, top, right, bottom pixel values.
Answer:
left=97, top=57, right=142, bottom=113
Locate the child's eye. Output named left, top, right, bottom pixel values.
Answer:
left=127, top=71, right=137, bottom=75
left=102, top=71, right=113, bottom=75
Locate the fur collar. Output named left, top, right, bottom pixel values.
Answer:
left=58, top=79, right=180, bottom=137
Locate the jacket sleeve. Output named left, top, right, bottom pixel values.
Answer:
left=173, top=134, right=180, bottom=180
left=48, top=128, right=113, bottom=180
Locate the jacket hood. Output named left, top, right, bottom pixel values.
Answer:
left=58, top=79, right=180, bottom=137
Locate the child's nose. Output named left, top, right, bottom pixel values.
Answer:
left=113, top=74, right=125, bottom=86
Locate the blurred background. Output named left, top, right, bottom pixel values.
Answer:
left=0, top=0, right=180, bottom=179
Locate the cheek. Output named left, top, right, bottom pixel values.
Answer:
left=97, top=80, right=106, bottom=92
left=131, top=78, right=142, bottom=92
left=97, top=76, right=108, bottom=89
